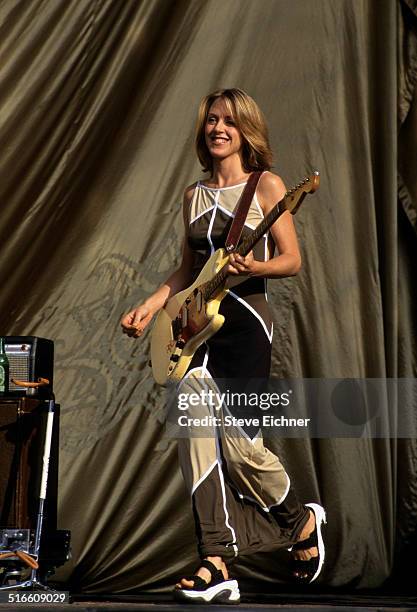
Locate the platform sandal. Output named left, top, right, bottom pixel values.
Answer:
left=291, top=502, right=327, bottom=583
left=174, top=559, right=240, bottom=604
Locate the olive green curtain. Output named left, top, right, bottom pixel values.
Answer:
left=0, top=0, right=416, bottom=594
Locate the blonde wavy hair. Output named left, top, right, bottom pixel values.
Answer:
left=195, top=88, right=273, bottom=174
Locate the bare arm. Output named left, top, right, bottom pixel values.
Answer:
left=228, top=172, right=302, bottom=278
left=121, top=185, right=196, bottom=338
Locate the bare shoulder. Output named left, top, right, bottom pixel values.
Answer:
left=258, top=171, right=286, bottom=198
left=182, top=181, right=199, bottom=228
left=257, top=171, right=286, bottom=212
left=183, top=181, right=199, bottom=206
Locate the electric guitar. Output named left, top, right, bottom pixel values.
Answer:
left=150, top=171, right=320, bottom=384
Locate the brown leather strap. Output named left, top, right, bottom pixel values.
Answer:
left=225, top=171, right=262, bottom=252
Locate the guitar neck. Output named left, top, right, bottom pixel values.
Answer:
left=237, top=196, right=293, bottom=256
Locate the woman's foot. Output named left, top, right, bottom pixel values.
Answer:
left=174, top=557, right=240, bottom=604
left=293, top=510, right=317, bottom=572
left=175, top=556, right=228, bottom=589
left=291, top=503, right=327, bottom=582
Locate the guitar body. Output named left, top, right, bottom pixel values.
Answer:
left=151, top=248, right=229, bottom=384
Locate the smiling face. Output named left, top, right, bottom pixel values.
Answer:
left=196, top=88, right=273, bottom=174
left=204, top=97, right=243, bottom=162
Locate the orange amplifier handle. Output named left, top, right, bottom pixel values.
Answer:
left=11, top=377, right=50, bottom=388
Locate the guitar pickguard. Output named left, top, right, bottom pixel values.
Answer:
left=151, top=249, right=229, bottom=384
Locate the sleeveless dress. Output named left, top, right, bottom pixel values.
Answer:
left=177, top=179, right=309, bottom=561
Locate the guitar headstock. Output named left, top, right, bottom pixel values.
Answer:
left=283, top=170, right=320, bottom=215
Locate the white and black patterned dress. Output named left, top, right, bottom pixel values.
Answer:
left=177, top=179, right=309, bottom=561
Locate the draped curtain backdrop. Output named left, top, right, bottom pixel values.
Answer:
left=0, top=0, right=416, bottom=594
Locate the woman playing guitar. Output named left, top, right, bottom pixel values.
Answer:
left=121, top=88, right=326, bottom=604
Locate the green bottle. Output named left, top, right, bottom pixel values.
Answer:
left=0, top=337, right=9, bottom=394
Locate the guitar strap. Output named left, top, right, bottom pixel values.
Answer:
left=224, top=170, right=263, bottom=252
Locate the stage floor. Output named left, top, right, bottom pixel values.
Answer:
left=0, top=591, right=416, bottom=611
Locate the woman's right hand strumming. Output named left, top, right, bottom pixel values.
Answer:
left=120, top=304, right=154, bottom=338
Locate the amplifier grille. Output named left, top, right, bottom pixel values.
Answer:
left=8, top=356, right=29, bottom=391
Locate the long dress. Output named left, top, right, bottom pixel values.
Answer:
left=177, top=178, right=309, bottom=562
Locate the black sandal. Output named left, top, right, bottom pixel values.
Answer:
left=291, top=502, right=327, bottom=583
left=174, top=559, right=240, bottom=604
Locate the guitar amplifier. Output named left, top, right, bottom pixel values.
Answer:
left=4, top=337, right=54, bottom=397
